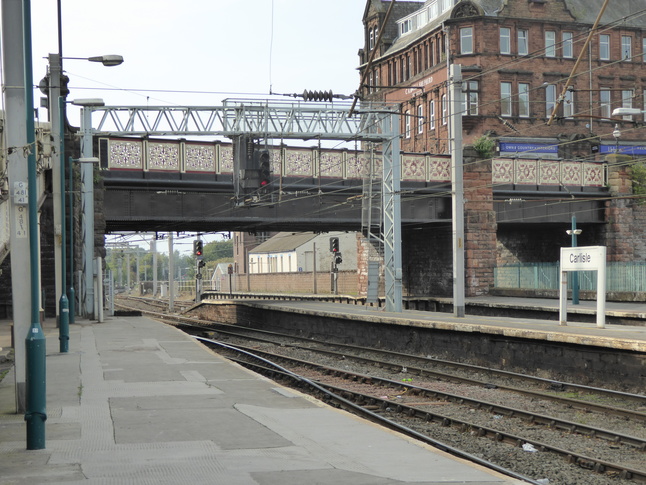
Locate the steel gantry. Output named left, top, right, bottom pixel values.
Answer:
left=80, top=99, right=403, bottom=312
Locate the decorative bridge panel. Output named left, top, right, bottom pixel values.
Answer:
left=492, top=158, right=606, bottom=187
left=101, top=138, right=605, bottom=187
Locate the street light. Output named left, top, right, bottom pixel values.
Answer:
left=66, top=55, right=124, bottom=67
left=72, top=98, right=105, bottom=320
left=44, top=53, right=122, bottom=337
left=611, top=107, right=643, bottom=117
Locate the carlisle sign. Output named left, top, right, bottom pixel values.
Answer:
left=559, top=246, right=606, bottom=328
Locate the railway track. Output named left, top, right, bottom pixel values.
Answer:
left=116, top=295, right=646, bottom=484
left=198, top=336, right=646, bottom=484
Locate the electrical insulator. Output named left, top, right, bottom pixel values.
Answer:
left=302, top=89, right=334, bottom=102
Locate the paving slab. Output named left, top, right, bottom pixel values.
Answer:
left=0, top=315, right=526, bottom=484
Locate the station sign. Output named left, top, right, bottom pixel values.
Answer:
left=559, top=245, right=606, bottom=328
left=560, top=246, right=606, bottom=271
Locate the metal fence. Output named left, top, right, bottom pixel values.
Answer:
left=494, top=261, right=646, bottom=292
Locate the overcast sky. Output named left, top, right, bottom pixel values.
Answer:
left=21, top=0, right=367, bottom=252
left=29, top=0, right=366, bottom=108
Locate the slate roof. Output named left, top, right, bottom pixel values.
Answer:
left=375, top=0, right=645, bottom=60
left=249, top=232, right=319, bottom=254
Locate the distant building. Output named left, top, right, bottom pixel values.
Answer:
left=248, top=232, right=358, bottom=274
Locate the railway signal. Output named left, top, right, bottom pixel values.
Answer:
left=329, top=237, right=339, bottom=253
left=193, top=240, right=203, bottom=258
left=257, top=150, right=271, bottom=189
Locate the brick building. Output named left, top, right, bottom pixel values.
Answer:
left=360, top=0, right=646, bottom=153
left=358, top=0, right=646, bottom=297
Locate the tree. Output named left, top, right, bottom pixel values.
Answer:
left=203, top=239, right=233, bottom=262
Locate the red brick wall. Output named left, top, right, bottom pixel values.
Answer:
left=222, top=270, right=358, bottom=296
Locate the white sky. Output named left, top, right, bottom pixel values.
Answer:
left=29, top=0, right=366, bottom=108
left=22, top=0, right=367, bottom=253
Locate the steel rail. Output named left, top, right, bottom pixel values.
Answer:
left=193, top=336, right=543, bottom=485
left=213, top=338, right=646, bottom=451
left=116, top=298, right=646, bottom=421
left=199, top=336, right=644, bottom=484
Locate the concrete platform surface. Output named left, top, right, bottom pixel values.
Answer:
left=0, top=316, right=526, bottom=484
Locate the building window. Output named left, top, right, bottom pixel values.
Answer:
left=463, top=81, right=479, bottom=115
left=369, top=28, right=374, bottom=50
left=429, top=100, right=436, bottom=130
left=519, top=83, right=530, bottom=117
left=622, top=89, right=634, bottom=120
left=563, top=88, right=574, bottom=118
left=599, top=34, right=610, bottom=60
left=518, top=29, right=529, bottom=56
left=562, top=32, right=573, bottom=58
left=643, top=38, right=646, bottom=62
left=460, top=27, right=473, bottom=54
left=400, top=18, right=412, bottom=36
left=545, top=30, right=556, bottom=57
left=600, top=89, right=611, bottom=119
left=441, top=94, right=447, bottom=125
left=500, top=27, right=511, bottom=55
left=417, top=104, right=424, bottom=134
left=545, top=84, right=556, bottom=117
left=405, top=110, right=411, bottom=138
left=622, top=35, right=632, bottom=60
left=501, top=82, right=512, bottom=117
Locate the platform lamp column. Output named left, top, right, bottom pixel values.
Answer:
left=22, top=0, right=47, bottom=450
left=566, top=217, right=582, bottom=305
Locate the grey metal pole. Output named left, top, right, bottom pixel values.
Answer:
left=48, top=54, right=65, bottom=328
left=168, top=232, right=175, bottom=312
left=382, top=112, right=402, bottom=312
left=2, top=0, right=30, bottom=413
left=312, top=243, right=317, bottom=294
left=152, top=238, right=158, bottom=297
left=450, top=64, right=465, bottom=317
left=80, top=107, right=95, bottom=317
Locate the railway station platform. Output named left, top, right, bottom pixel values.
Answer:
left=0, top=315, right=527, bottom=485
left=246, top=296, right=646, bottom=352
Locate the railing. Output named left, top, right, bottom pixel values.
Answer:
left=494, top=261, right=646, bottom=292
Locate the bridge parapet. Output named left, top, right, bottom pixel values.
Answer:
left=101, top=136, right=606, bottom=188
left=100, top=136, right=452, bottom=183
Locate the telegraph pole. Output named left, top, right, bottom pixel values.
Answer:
left=2, top=0, right=30, bottom=414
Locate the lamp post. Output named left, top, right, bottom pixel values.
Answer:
left=43, top=54, right=122, bottom=332
left=71, top=99, right=105, bottom=319
left=566, top=217, right=582, bottom=305
left=613, top=124, right=621, bottom=153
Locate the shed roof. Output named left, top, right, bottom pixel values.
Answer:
left=249, top=232, right=318, bottom=254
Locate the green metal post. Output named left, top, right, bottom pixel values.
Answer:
left=23, top=0, right=47, bottom=449
left=58, top=96, right=69, bottom=352
left=67, top=156, right=76, bottom=323
left=571, top=216, right=579, bottom=305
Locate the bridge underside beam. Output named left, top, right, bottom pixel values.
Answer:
left=103, top=188, right=448, bottom=233
left=495, top=198, right=605, bottom=224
